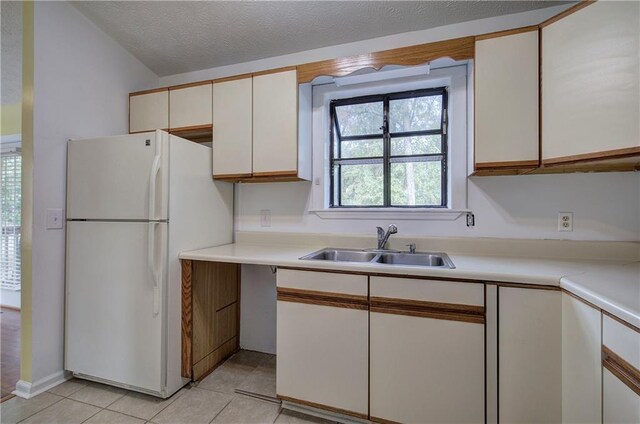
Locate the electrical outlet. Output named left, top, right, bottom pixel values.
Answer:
left=46, top=208, right=64, bottom=229
left=558, top=212, right=573, bottom=232
left=260, top=209, right=271, bottom=227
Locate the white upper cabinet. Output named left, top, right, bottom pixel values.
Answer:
left=169, top=83, right=212, bottom=130
left=542, top=1, right=640, bottom=164
left=252, top=69, right=298, bottom=176
left=212, top=77, right=253, bottom=177
left=129, top=90, right=169, bottom=133
left=474, top=28, right=539, bottom=172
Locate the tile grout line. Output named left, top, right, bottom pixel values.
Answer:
left=14, top=394, right=67, bottom=424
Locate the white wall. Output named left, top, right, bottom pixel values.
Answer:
left=235, top=173, right=640, bottom=242
left=28, top=1, right=157, bottom=388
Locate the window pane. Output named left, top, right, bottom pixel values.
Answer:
left=390, top=135, right=441, bottom=156
left=390, top=160, right=442, bottom=206
left=336, top=163, right=384, bottom=206
left=339, top=138, right=383, bottom=159
left=335, top=102, right=383, bottom=136
left=389, top=95, right=442, bottom=133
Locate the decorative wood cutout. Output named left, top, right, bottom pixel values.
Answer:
left=297, top=36, right=475, bottom=83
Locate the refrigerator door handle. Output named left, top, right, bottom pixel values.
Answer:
left=148, top=138, right=162, bottom=221
left=148, top=221, right=160, bottom=316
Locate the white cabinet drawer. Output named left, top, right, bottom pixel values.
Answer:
left=603, top=314, right=640, bottom=370
left=370, top=276, right=483, bottom=305
left=276, top=269, right=367, bottom=296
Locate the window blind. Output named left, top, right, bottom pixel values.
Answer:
left=1, top=152, right=21, bottom=291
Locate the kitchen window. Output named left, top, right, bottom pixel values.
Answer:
left=329, top=88, right=448, bottom=208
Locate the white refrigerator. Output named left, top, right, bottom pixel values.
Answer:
left=65, top=130, right=233, bottom=398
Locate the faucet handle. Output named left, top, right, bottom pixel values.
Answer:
left=376, top=226, right=385, bottom=238
left=406, top=243, right=416, bottom=254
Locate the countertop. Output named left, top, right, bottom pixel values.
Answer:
left=180, top=243, right=640, bottom=329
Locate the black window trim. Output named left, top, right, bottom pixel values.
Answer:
left=329, top=87, right=448, bottom=209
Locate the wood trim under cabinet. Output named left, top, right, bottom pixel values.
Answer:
left=252, top=66, right=297, bottom=78
left=475, top=25, right=539, bottom=41
left=130, top=129, right=169, bottom=135
left=297, top=36, right=475, bottom=83
left=169, top=124, right=213, bottom=143
left=181, top=259, right=193, bottom=379
left=252, top=170, right=299, bottom=178
left=474, top=160, right=539, bottom=171
left=542, top=147, right=640, bottom=166
left=602, top=345, right=640, bottom=397
left=213, top=172, right=253, bottom=181
left=168, top=80, right=213, bottom=91
left=276, top=287, right=369, bottom=311
left=277, top=395, right=369, bottom=420
left=129, top=87, right=169, bottom=97
left=539, top=0, right=596, bottom=28
left=370, top=296, right=485, bottom=324
left=213, top=73, right=254, bottom=84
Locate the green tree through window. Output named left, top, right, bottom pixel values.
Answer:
left=330, top=88, right=447, bottom=207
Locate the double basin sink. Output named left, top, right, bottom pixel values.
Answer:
left=300, top=248, right=455, bottom=269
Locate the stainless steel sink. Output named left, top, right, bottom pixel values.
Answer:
left=301, top=248, right=378, bottom=263
left=300, top=248, right=455, bottom=269
left=376, top=252, right=454, bottom=268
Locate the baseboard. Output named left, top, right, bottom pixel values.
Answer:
left=13, top=370, right=71, bottom=399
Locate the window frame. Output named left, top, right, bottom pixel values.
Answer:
left=329, top=87, right=448, bottom=208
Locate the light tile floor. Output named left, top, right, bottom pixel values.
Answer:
left=0, top=351, right=336, bottom=424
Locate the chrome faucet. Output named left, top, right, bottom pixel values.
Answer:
left=376, top=224, right=398, bottom=250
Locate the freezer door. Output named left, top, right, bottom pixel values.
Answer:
left=67, top=131, right=169, bottom=220
left=65, top=221, right=167, bottom=394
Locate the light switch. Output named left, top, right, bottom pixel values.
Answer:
left=46, top=208, right=64, bottom=229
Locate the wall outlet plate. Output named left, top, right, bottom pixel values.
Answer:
left=260, top=209, right=271, bottom=227
left=46, top=208, right=64, bottom=229
left=558, top=212, right=573, bottom=232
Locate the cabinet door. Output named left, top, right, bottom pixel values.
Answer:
left=169, top=83, right=212, bottom=130
left=499, top=287, right=562, bottom=423
left=252, top=69, right=298, bottom=176
left=562, top=293, right=602, bottom=423
left=129, top=90, right=168, bottom=133
left=474, top=29, right=539, bottom=171
left=602, top=314, right=640, bottom=423
left=370, top=277, right=484, bottom=424
left=276, top=270, right=368, bottom=418
left=542, top=1, right=640, bottom=164
left=212, top=78, right=253, bottom=177
left=603, top=369, right=640, bottom=424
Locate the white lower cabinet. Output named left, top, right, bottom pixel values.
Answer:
left=276, top=270, right=369, bottom=418
left=562, top=293, right=602, bottom=424
left=498, top=287, right=562, bottom=423
left=369, top=277, right=485, bottom=424
left=602, top=315, right=640, bottom=424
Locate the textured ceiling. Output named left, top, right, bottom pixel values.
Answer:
left=1, top=1, right=22, bottom=105
left=73, top=1, right=566, bottom=77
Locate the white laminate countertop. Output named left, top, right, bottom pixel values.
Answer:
left=180, top=243, right=640, bottom=328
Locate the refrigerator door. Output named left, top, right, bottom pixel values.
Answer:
left=67, top=131, right=169, bottom=221
left=65, top=221, right=167, bottom=394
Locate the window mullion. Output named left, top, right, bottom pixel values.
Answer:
left=383, top=97, right=391, bottom=207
